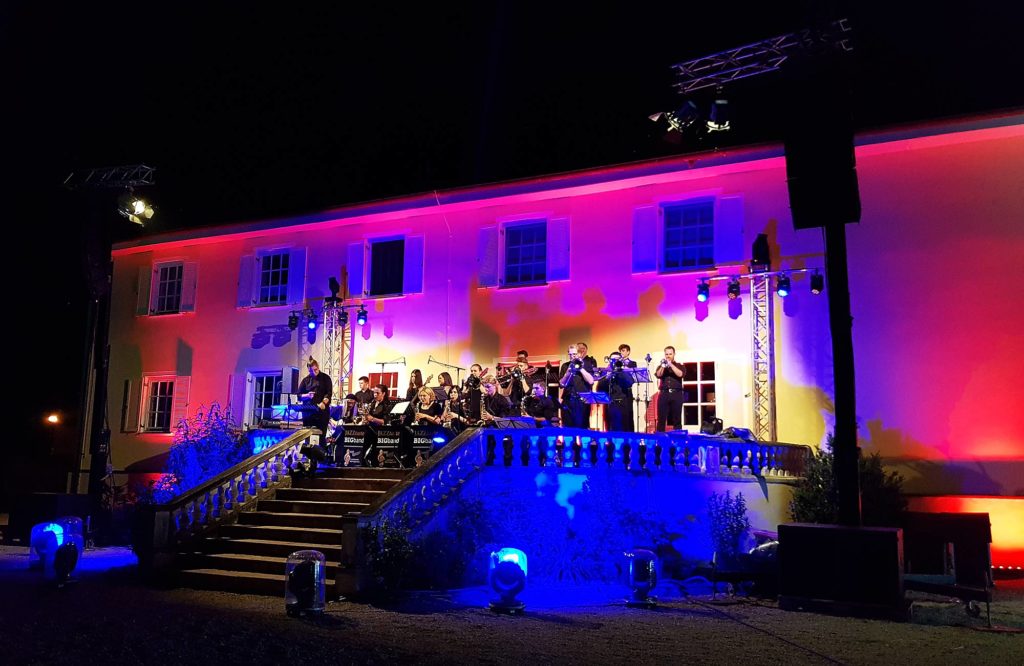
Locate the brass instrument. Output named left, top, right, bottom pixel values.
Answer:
left=560, top=359, right=584, bottom=388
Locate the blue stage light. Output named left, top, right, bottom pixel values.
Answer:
left=696, top=281, right=710, bottom=303
left=287, top=313, right=299, bottom=330
left=307, top=318, right=318, bottom=331
left=356, top=306, right=368, bottom=326
left=488, top=547, right=527, bottom=614
left=432, top=434, right=447, bottom=445
left=776, top=274, right=791, bottom=297
left=625, top=549, right=658, bottom=608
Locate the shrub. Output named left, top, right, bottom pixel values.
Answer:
left=790, top=435, right=907, bottom=527
left=707, top=490, right=750, bottom=564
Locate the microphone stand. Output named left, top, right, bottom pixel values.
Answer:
left=427, top=355, right=467, bottom=386
left=636, top=354, right=653, bottom=433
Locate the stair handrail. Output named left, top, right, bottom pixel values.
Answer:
left=134, top=427, right=316, bottom=573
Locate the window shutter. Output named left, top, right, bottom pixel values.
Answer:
left=714, top=195, right=744, bottom=265
left=478, top=226, right=499, bottom=288
left=136, top=266, right=153, bottom=316
left=547, top=217, right=570, bottom=282
left=346, top=242, right=365, bottom=298
left=120, top=379, right=140, bottom=433
left=286, top=247, right=307, bottom=305
left=138, top=376, right=152, bottom=431
left=402, top=235, right=424, bottom=295
left=170, top=376, right=191, bottom=431
left=228, top=373, right=250, bottom=427
left=632, top=206, right=658, bottom=273
left=237, top=255, right=255, bottom=308
left=180, top=262, right=199, bottom=312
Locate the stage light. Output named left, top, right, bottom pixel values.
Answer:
left=117, top=189, right=155, bottom=225
left=356, top=306, right=368, bottom=326
left=287, top=313, right=299, bottom=331
left=727, top=278, right=741, bottom=300
left=432, top=434, right=447, bottom=445
left=810, top=271, right=824, bottom=295
left=307, top=318, right=318, bottom=331
left=696, top=280, right=710, bottom=303
left=53, top=538, right=80, bottom=587
left=650, top=101, right=700, bottom=133
left=45, top=413, right=60, bottom=424
left=776, top=274, right=791, bottom=297
left=488, top=547, right=527, bottom=614
left=625, top=549, right=658, bottom=608
left=285, top=550, right=326, bottom=617
left=707, top=95, right=730, bottom=132
left=338, top=308, right=349, bottom=327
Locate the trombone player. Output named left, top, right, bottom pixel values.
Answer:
left=559, top=344, right=595, bottom=428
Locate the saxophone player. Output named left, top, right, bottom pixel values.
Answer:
left=480, top=376, right=512, bottom=422
left=559, top=344, right=594, bottom=428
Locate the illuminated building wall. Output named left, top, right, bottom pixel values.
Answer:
left=105, top=114, right=1023, bottom=560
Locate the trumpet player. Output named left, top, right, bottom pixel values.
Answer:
left=559, top=344, right=595, bottom=428
left=599, top=351, right=635, bottom=432
left=654, top=346, right=685, bottom=432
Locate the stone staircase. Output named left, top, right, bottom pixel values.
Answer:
left=176, top=467, right=407, bottom=596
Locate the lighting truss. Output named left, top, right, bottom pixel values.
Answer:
left=671, top=19, right=852, bottom=94
left=63, top=164, right=156, bottom=190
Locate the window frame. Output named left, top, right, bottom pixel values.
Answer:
left=255, top=249, right=291, bottom=306
left=660, top=198, right=716, bottom=274
left=500, top=218, right=548, bottom=288
left=140, top=375, right=176, bottom=433
left=367, top=236, right=406, bottom=298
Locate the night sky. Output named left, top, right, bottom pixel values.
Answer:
left=4, top=2, right=1022, bottom=487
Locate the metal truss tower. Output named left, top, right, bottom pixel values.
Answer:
left=750, top=270, right=777, bottom=442
left=321, top=304, right=353, bottom=401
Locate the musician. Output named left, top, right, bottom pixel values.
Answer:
left=437, top=372, right=455, bottom=392
left=464, top=363, right=484, bottom=421
left=365, top=384, right=392, bottom=426
left=499, top=360, right=531, bottom=415
left=599, top=351, right=635, bottom=432
left=354, top=376, right=373, bottom=405
left=559, top=344, right=595, bottom=428
left=655, top=346, right=685, bottom=432
left=406, top=369, right=432, bottom=401
left=297, top=357, right=332, bottom=436
left=576, top=342, right=598, bottom=371
left=523, top=381, right=559, bottom=427
left=618, top=344, right=638, bottom=432
left=480, top=377, right=512, bottom=422
left=414, top=387, right=444, bottom=425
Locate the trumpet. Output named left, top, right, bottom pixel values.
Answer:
left=559, top=360, right=583, bottom=388
left=660, top=357, right=671, bottom=368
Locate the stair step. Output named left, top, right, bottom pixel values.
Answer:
left=276, top=488, right=386, bottom=503
left=178, top=568, right=335, bottom=597
left=294, top=477, right=401, bottom=491
left=257, top=499, right=368, bottom=516
left=220, top=524, right=343, bottom=544
left=187, top=552, right=341, bottom=577
left=239, top=511, right=344, bottom=529
left=199, top=537, right=343, bottom=560
left=318, top=467, right=408, bottom=480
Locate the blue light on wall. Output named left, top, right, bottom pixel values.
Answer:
left=250, top=430, right=291, bottom=455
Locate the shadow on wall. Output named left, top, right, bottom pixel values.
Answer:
left=250, top=325, right=292, bottom=349
left=882, top=457, right=1009, bottom=496
left=175, top=339, right=193, bottom=377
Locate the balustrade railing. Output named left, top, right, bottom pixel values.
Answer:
left=134, top=428, right=316, bottom=573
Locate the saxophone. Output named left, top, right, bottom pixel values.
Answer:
left=441, top=399, right=452, bottom=428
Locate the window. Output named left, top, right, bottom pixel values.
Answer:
left=369, top=372, right=400, bottom=400
left=369, top=238, right=405, bottom=296
left=236, top=248, right=306, bottom=309
left=663, top=201, right=714, bottom=271
left=153, top=263, right=183, bottom=314
left=136, top=261, right=197, bottom=316
left=681, top=362, right=716, bottom=428
left=257, top=251, right=290, bottom=305
left=346, top=237, right=423, bottom=299
left=139, top=374, right=190, bottom=434
left=503, top=221, right=547, bottom=286
left=251, top=372, right=283, bottom=423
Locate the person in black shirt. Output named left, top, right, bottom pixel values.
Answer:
left=480, top=377, right=512, bottom=421
left=353, top=376, right=374, bottom=406
left=599, top=350, right=635, bottom=432
left=559, top=344, right=595, bottom=428
left=499, top=360, right=532, bottom=415
left=414, top=387, right=444, bottom=425
left=297, top=358, right=332, bottom=436
left=617, top=344, right=638, bottom=432
left=365, top=384, right=391, bottom=426
left=655, top=346, right=685, bottom=432
left=523, top=381, right=559, bottom=427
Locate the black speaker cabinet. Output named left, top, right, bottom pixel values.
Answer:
left=779, top=522, right=908, bottom=620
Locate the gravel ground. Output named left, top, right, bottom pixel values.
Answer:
left=1, top=547, right=1021, bottom=665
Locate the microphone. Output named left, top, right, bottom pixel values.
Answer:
left=644, top=353, right=652, bottom=363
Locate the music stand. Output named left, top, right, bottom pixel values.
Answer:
left=388, top=400, right=410, bottom=426
left=493, top=417, right=534, bottom=429
left=431, top=387, right=449, bottom=402
left=625, top=367, right=652, bottom=383
left=578, top=391, right=611, bottom=405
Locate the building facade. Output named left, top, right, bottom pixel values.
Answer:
left=102, top=113, right=1024, bottom=564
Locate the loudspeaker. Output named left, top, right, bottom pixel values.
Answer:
left=779, top=523, right=908, bottom=620
left=782, top=55, right=861, bottom=230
